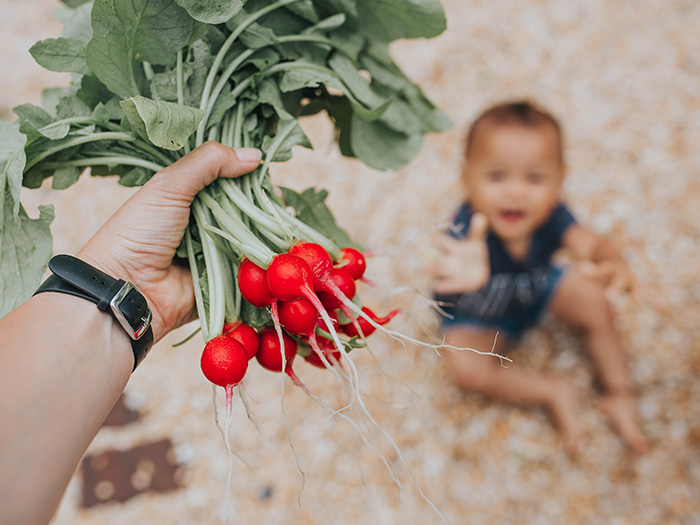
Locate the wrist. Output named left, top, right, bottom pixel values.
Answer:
left=35, top=254, right=154, bottom=370
left=76, top=247, right=166, bottom=340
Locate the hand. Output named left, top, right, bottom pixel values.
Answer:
left=578, top=259, right=634, bottom=301
left=77, top=142, right=262, bottom=342
left=578, top=258, right=663, bottom=308
left=430, top=212, right=490, bottom=294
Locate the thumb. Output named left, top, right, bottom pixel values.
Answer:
left=467, top=212, right=489, bottom=241
left=146, top=142, right=262, bottom=203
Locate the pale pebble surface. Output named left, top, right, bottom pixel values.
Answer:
left=1, top=0, right=699, bottom=524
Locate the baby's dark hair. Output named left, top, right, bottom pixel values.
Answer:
left=464, top=100, right=564, bottom=163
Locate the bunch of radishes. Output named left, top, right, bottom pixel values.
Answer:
left=200, top=242, right=399, bottom=392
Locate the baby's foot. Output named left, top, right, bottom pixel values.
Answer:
left=598, top=394, right=649, bottom=454
left=548, top=380, right=583, bottom=457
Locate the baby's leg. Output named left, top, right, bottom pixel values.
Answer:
left=444, top=326, right=582, bottom=456
left=547, top=269, right=649, bottom=453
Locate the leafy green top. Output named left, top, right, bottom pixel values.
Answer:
left=0, top=0, right=450, bottom=317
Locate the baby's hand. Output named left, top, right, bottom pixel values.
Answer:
left=579, top=259, right=635, bottom=300
left=579, top=259, right=663, bottom=308
left=430, top=213, right=490, bottom=294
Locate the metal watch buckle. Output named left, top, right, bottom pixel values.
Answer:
left=110, top=282, right=152, bottom=340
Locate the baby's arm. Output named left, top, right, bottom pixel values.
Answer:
left=561, top=224, right=636, bottom=300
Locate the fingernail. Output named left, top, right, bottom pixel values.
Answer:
left=234, top=147, right=262, bottom=163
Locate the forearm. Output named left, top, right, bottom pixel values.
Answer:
left=0, top=293, right=133, bottom=524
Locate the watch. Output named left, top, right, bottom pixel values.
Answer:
left=34, top=254, right=154, bottom=371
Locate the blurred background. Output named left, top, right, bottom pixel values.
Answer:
left=2, top=0, right=699, bottom=523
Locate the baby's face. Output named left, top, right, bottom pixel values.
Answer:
left=463, top=124, right=564, bottom=243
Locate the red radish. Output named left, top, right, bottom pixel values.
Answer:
left=266, top=253, right=315, bottom=302
left=316, top=268, right=356, bottom=309
left=288, top=242, right=333, bottom=284
left=278, top=298, right=318, bottom=336
left=200, top=336, right=248, bottom=387
left=238, top=258, right=273, bottom=307
left=341, top=307, right=400, bottom=338
left=222, top=321, right=239, bottom=335
left=304, top=337, right=342, bottom=369
left=256, top=327, right=297, bottom=372
left=317, top=308, right=340, bottom=333
left=223, top=321, right=259, bottom=360
left=338, top=247, right=366, bottom=280
left=257, top=327, right=311, bottom=392
left=266, top=253, right=348, bottom=375
left=276, top=297, right=343, bottom=373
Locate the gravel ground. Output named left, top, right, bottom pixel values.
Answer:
left=2, top=1, right=699, bottom=524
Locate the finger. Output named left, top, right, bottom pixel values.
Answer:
left=432, top=277, right=458, bottom=295
left=467, top=212, right=489, bottom=241
left=431, top=233, right=462, bottom=253
left=605, top=272, right=631, bottom=302
left=146, top=142, right=262, bottom=203
left=578, top=260, right=601, bottom=279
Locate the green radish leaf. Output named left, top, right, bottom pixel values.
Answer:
left=279, top=66, right=336, bottom=93
left=77, top=75, right=117, bottom=111
left=326, top=95, right=354, bottom=157
left=279, top=186, right=360, bottom=250
left=275, top=60, right=390, bottom=121
left=173, top=0, right=244, bottom=24
left=350, top=114, right=423, bottom=171
left=242, top=47, right=280, bottom=71
left=41, top=87, right=72, bottom=117
left=286, top=0, right=319, bottom=23
left=376, top=97, right=424, bottom=135
left=312, top=0, right=358, bottom=19
left=324, top=27, right=365, bottom=61
left=117, top=167, right=152, bottom=187
left=186, top=40, right=216, bottom=106
left=0, top=121, right=27, bottom=218
left=91, top=99, right=124, bottom=122
left=207, top=87, right=237, bottom=128
left=303, top=13, right=346, bottom=34
left=261, top=119, right=311, bottom=162
left=60, top=0, right=93, bottom=7
left=29, top=38, right=91, bottom=76
left=13, top=104, right=70, bottom=140
left=257, top=79, right=294, bottom=119
left=356, top=0, right=447, bottom=42
left=150, top=64, right=193, bottom=102
left=56, top=2, right=94, bottom=42
left=56, top=94, right=92, bottom=120
left=90, top=164, right=153, bottom=187
left=240, top=300, right=272, bottom=329
left=120, top=96, right=204, bottom=151
left=361, top=46, right=451, bottom=132
left=86, top=0, right=193, bottom=98
left=0, top=198, right=54, bottom=319
left=187, top=21, right=209, bottom=46
left=231, top=6, right=307, bottom=37
left=239, top=22, right=279, bottom=49
left=51, top=166, right=83, bottom=190
left=328, top=52, right=386, bottom=112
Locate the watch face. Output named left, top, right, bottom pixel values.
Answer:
left=111, top=284, right=152, bottom=339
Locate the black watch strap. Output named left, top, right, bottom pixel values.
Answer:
left=34, top=255, right=154, bottom=371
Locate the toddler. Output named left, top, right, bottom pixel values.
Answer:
left=431, top=101, right=648, bottom=455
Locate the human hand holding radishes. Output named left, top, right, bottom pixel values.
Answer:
left=77, top=142, right=262, bottom=342
left=430, top=212, right=491, bottom=294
